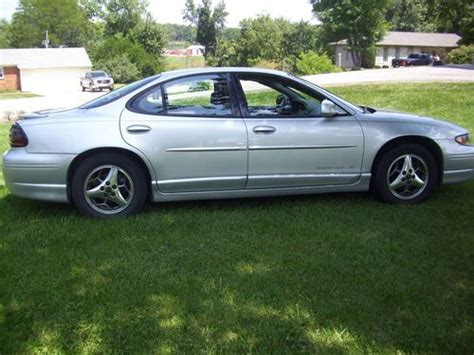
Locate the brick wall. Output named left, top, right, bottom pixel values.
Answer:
left=0, top=66, right=21, bottom=91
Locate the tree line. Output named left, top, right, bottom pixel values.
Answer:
left=0, top=0, right=472, bottom=81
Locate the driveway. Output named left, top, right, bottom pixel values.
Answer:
left=1, top=66, right=473, bottom=119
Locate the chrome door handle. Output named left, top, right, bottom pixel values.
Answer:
left=253, top=125, right=276, bottom=134
left=127, top=125, right=151, bottom=133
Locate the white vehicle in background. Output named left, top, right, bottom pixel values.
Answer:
left=81, top=71, right=114, bottom=92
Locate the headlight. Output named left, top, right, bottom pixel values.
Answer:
left=455, top=134, right=470, bottom=145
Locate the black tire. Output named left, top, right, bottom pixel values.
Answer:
left=372, top=143, right=438, bottom=204
left=71, top=152, right=148, bottom=218
left=81, top=85, right=85, bottom=92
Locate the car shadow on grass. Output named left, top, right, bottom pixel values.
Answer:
left=0, top=183, right=473, bottom=352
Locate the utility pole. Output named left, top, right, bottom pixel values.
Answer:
left=42, top=30, right=49, bottom=48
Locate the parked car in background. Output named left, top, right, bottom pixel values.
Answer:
left=3, top=68, right=474, bottom=218
left=392, top=53, right=434, bottom=67
left=81, top=71, right=114, bottom=91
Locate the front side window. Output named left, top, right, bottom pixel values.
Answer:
left=0, top=67, right=4, bottom=80
left=163, top=74, right=233, bottom=117
left=237, top=74, right=326, bottom=118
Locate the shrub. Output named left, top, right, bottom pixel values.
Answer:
left=446, top=45, right=474, bottom=64
left=95, top=54, right=140, bottom=83
left=295, top=51, right=341, bottom=75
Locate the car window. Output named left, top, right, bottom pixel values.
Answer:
left=237, top=74, right=325, bottom=118
left=92, top=71, right=107, bottom=77
left=133, top=86, right=165, bottom=114
left=162, top=74, right=233, bottom=117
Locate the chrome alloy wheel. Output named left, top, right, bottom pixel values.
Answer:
left=387, top=154, right=429, bottom=200
left=83, top=165, right=134, bottom=214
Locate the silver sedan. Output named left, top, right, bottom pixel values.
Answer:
left=3, top=68, right=474, bottom=217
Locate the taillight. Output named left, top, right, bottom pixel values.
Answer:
left=9, top=123, right=29, bottom=147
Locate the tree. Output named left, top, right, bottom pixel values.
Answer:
left=9, top=0, right=90, bottom=48
left=282, top=21, right=321, bottom=69
left=183, top=0, right=228, bottom=57
left=0, top=20, right=11, bottom=48
left=95, top=53, right=140, bottom=83
left=129, top=17, right=168, bottom=58
left=103, top=0, right=148, bottom=36
left=385, top=0, right=433, bottom=32
left=311, top=0, right=389, bottom=68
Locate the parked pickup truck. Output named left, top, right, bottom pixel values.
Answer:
left=392, top=53, right=434, bottom=67
left=81, top=71, right=114, bottom=91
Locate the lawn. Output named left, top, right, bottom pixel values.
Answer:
left=164, top=56, right=206, bottom=71
left=0, top=83, right=473, bottom=353
left=0, top=91, right=41, bottom=100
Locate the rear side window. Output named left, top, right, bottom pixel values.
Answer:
left=164, top=74, right=233, bottom=117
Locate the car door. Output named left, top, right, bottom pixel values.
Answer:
left=120, top=73, right=248, bottom=193
left=234, top=73, right=364, bottom=189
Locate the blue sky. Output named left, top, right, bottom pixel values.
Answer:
left=0, top=0, right=317, bottom=27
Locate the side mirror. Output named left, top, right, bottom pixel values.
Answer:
left=321, top=99, right=339, bottom=117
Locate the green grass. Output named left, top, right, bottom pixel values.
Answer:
left=0, top=83, right=473, bottom=353
left=165, top=56, right=206, bottom=71
left=0, top=91, right=41, bottom=100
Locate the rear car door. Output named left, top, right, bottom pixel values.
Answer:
left=234, top=73, right=364, bottom=189
left=120, top=73, right=248, bottom=193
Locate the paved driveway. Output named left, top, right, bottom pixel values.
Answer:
left=1, top=66, right=473, bottom=119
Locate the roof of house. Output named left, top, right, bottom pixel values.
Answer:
left=0, top=48, right=92, bottom=69
left=334, top=31, right=461, bottom=48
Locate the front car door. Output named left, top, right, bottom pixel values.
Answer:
left=234, top=73, right=364, bottom=189
left=120, top=73, right=248, bottom=193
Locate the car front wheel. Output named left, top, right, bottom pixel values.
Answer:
left=372, top=144, right=438, bottom=204
left=71, top=153, right=148, bottom=218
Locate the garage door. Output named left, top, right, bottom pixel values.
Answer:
left=21, top=67, right=90, bottom=93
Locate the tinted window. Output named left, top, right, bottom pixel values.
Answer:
left=134, top=86, right=164, bottom=114
left=80, top=75, right=159, bottom=109
left=163, top=74, right=232, bottom=117
left=237, top=74, right=326, bottom=118
left=91, top=71, right=107, bottom=77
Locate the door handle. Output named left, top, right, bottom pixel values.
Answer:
left=127, top=125, right=151, bottom=133
left=253, top=125, right=276, bottom=134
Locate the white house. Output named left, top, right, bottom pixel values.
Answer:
left=0, top=48, right=92, bottom=93
left=334, top=32, right=462, bottom=69
left=186, top=45, right=205, bottom=57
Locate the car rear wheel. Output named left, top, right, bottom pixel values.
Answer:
left=71, top=153, right=147, bottom=218
left=372, top=144, right=438, bottom=204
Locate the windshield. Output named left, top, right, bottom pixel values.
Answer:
left=91, top=71, right=107, bottom=77
left=408, top=54, right=420, bottom=59
left=80, top=75, right=160, bottom=109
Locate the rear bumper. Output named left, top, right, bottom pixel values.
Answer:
left=2, top=148, right=74, bottom=203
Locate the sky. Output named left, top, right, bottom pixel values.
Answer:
left=0, top=0, right=317, bottom=27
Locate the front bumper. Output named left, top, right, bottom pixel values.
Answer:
left=90, top=81, right=113, bottom=89
left=437, top=139, right=474, bottom=184
left=2, top=148, right=75, bottom=203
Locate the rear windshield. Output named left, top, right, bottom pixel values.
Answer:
left=80, top=75, right=160, bottom=109
left=408, top=54, right=420, bottom=59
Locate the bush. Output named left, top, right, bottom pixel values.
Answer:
left=95, top=54, right=140, bottom=83
left=446, top=45, right=474, bottom=64
left=295, top=51, right=341, bottom=75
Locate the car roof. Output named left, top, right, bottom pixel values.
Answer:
left=158, top=67, right=292, bottom=80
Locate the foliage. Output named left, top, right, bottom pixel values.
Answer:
left=446, top=45, right=474, bottom=64
left=91, top=35, right=161, bottom=79
left=0, top=20, right=11, bottom=48
left=103, top=0, right=148, bottom=36
left=94, top=53, right=140, bottom=83
left=311, top=0, right=389, bottom=68
left=163, top=23, right=196, bottom=43
left=295, top=51, right=341, bottom=75
left=385, top=0, right=434, bottom=32
left=183, top=0, right=228, bottom=57
left=282, top=21, right=321, bottom=70
left=9, top=0, right=90, bottom=48
left=128, top=19, right=167, bottom=57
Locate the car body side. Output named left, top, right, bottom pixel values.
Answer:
left=3, top=68, right=474, bottom=204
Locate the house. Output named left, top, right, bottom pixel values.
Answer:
left=186, top=45, right=205, bottom=57
left=0, top=47, right=92, bottom=93
left=334, top=32, right=462, bottom=69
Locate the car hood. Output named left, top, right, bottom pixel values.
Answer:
left=361, top=108, right=468, bottom=136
